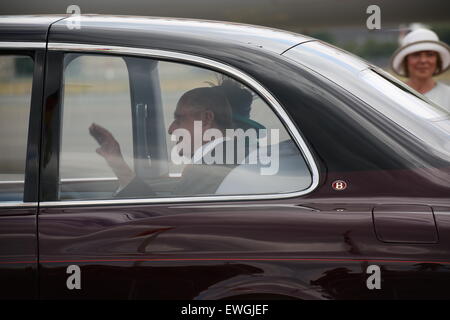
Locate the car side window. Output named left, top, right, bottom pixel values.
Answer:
left=58, top=53, right=312, bottom=200
left=0, top=55, right=33, bottom=202
left=59, top=54, right=133, bottom=199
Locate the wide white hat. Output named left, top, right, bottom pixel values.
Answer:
left=391, top=28, right=450, bottom=76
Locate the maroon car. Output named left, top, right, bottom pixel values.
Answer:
left=0, top=15, right=449, bottom=299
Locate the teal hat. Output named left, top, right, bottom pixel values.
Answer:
left=219, top=80, right=266, bottom=131
left=232, top=113, right=266, bottom=131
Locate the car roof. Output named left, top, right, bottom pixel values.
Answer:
left=0, top=15, right=66, bottom=42
left=0, top=15, right=313, bottom=55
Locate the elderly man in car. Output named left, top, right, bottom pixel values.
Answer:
left=89, top=85, right=253, bottom=197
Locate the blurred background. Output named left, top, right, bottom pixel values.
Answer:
left=1, top=0, right=449, bottom=78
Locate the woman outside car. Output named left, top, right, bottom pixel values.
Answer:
left=391, top=28, right=450, bottom=111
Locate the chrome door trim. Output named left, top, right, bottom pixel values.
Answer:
left=0, top=42, right=46, bottom=49
left=0, top=202, right=38, bottom=208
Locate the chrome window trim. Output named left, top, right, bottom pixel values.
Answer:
left=61, top=177, right=118, bottom=183
left=41, top=42, right=320, bottom=207
left=0, top=202, right=38, bottom=208
left=0, top=41, right=46, bottom=49
left=0, top=178, right=119, bottom=185
left=0, top=181, right=25, bottom=185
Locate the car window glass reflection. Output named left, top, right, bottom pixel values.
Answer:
left=0, top=55, right=33, bottom=202
left=59, top=54, right=312, bottom=200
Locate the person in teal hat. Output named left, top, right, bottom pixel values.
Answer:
left=218, top=79, right=266, bottom=134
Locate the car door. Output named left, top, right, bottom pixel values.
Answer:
left=37, top=43, right=361, bottom=299
left=0, top=43, right=45, bottom=299
left=37, top=40, right=450, bottom=300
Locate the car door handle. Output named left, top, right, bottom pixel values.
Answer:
left=372, top=205, right=438, bottom=243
